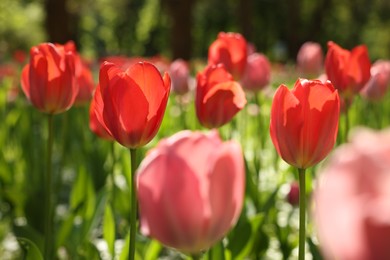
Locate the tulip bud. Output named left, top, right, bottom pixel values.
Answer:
left=208, top=32, right=248, bottom=80
left=296, top=41, right=323, bottom=77
left=21, top=42, right=79, bottom=114
left=195, top=64, right=247, bottom=128
left=315, top=127, right=390, bottom=260
left=270, top=78, right=340, bottom=169
left=137, top=130, right=245, bottom=253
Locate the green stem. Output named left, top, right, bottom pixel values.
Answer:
left=128, top=148, right=138, bottom=260
left=344, top=106, right=350, bottom=143
left=44, top=114, right=54, bottom=259
left=298, top=168, right=306, bottom=260
left=110, top=142, right=116, bottom=201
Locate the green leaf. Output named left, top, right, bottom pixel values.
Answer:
left=17, top=237, right=43, bottom=260
left=307, top=237, right=324, bottom=260
left=208, top=240, right=225, bottom=260
left=144, top=240, right=162, bottom=260
left=103, top=204, right=115, bottom=258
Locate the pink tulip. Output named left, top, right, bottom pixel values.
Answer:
left=315, top=128, right=390, bottom=260
left=241, top=52, right=271, bottom=92
left=137, top=130, right=245, bottom=253
left=297, top=42, right=323, bottom=76
left=169, top=59, right=190, bottom=95
left=360, top=60, right=390, bottom=101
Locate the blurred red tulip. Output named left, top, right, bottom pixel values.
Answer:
left=287, top=181, right=300, bottom=207
left=21, top=42, right=78, bottom=114
left=270, top=79, right=340, bottom=169
left=297, top=41, right=323, bottom=76
left=325, top=41, right=371, bottom=98
left=169, top=59, right=190, bottom=95
left=13, top=50, right=27, bottom=65
left=89, top=89, right=113, bottom=140
left=360, top=60, right=390, bottom=101
left=241, top=52, right=271, bottom=92
left=94, top=61, right=170, bottom=148
left=195, top=64, right=247, bottom=128
left=208, top=32, right=247, bottom=79
left=137, top=130, right=245, bottom=253
left=74, top=62, right=95, bottom=105
left=315, top=128, right=390, bottom=260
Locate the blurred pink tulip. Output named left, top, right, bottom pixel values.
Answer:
left=360, top=60, right=390, bottom=101
left=169, top=59, right=190, bottom=95
left=297, top=42, right=323, bottom=76
left=241, top=53, right=271, bottom=92
left=137, top=130, right=245, bottom=253
left=315, top=128, right=390, bottom=260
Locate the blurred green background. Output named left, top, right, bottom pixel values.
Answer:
left=0, top=0, right=389, bottom=62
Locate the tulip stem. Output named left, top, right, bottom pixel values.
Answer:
left=191, top=253, right=202, bottom=260
left=344, top=107, right=350, bottom=142
left=129, top=148, right=138, bottom=260
left=298, top=168, right=306, bottom=260
left=44, top=114, right=54, bottom=259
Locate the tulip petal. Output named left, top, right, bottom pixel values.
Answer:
left=21, top=64, right=30, bottom=100
left=208, top=141, right=244, bottom=242
left=103, top=75, right=149, bottom=147
left=126, top=62, right=168, bottom=120
left=137, top=151, right=206, bottom=252
left=270, top=85, right=303, bottom=168
left=200, top=81, right=246, bottom=128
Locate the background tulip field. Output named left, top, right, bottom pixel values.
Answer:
left=1, top=0, right=390, bottom=260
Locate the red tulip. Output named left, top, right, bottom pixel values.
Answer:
left=241, top=52, right=271, bottom=92
left=169, top=59, right=190, bottom=95
left=74, top=62, right=95, bottom=105
left=315, top=128, right=390, bottom=260
left=360, top=60, right=390, bottom=101
left=94, top=61, right=170, bottom=148
left=208, top=32, right=247, bottom=79
left=89, top=89, right=113, bottom=140
left=21, top=43, right=78, bottom=114
left=137, top=130, right=245, bottom=253
left=325, top=41, right=371, bottom=98
left=195, top=64, right=247, bottom=128
left=270, top=79, right=340, bottom=169
left=287, top=181, right=300, bottom=207
left=297, top=41, right=323, bottom=76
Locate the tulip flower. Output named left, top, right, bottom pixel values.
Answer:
left=94, top=61, right=171, bottom=148
left=315, top=127, right=390, bottom=260
left=270, top=78, right=340, bottom=260
left=208, top=32, right=247, bottom=79
left=287, top=182, right=300, bottom=207
left=297, top=42, right=323, bottom=77
left=89, top=90, right=112, bottom=141
left=169, top=59, right=190, bottom=95
left=195, top=64, right=247, bottom=129
left=137, top=130, right=245, bottom=254
left=75, top=63, right=95, bottom=105
left=360, top=60, right=390, bottom=101
left=325, top=41, right=371, bottom=99
left=270, top=79, right=340, bottom=169
left=21, top=42, right=78, bottom=114
left=241, top=52, right=271, bottom=92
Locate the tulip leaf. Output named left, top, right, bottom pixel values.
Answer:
left=103, top=204, right=116, bottom=258
left=144, top=240, right=162, bottom=260
left=307, top=237, right=324, bottom=260
left=17, top=237, right=43, bottom=260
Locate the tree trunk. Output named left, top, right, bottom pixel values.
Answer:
left=44, top=0, right=74, bottom=44
left=162, top=0, right=195, bottom=60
